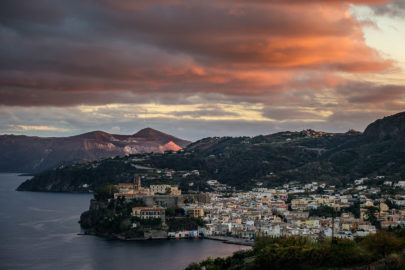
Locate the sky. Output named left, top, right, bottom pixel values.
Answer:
left=0, top=0, right=404, bottom=141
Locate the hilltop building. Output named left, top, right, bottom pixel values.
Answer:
left=114, top=175, right=152, bottom=199
left=132, top=206, right=165, bottom=221
left=150, top=185, right=181, bottom=195
left=113, top=174, right=207, bottom=207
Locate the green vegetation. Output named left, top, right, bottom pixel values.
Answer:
left=308, top=204, right=360, bottom=219
left=94, top=184, right=118, bottom=201
left=309, top=205, right=335, bottom=218
left=80, top=197, right=149, bottom=236
left=135, top=217, right=162, bottom=229
left=364, top=206, right=380, bottom=227
left=80, top=195, right=204, bottom=238
left=18, top=111, right=405, bottom=191
left=186, top=230, right=405, bottom=270
left=21, top=129, right=405, bottom=191
left=166, top=217, right=205, bottom=232
left=165, top=207, right=185, bottom=217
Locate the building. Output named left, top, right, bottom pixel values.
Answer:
left=132, top=207, right=165, bottom=221
left=117, top=183, right=135, bottom=194
left=188, top=207, right=204, bottom=218
left=150, top=185, right=182, bottom=195
left=114, top=175, right=152, bottom=199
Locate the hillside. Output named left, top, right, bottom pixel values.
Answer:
left=363, top=111, right=405, bottom=140
left=186, top=230, right=405, bottom=270
left=0, top=128, right=190, bottom=173
left=17, top=111, right=405, bottom=192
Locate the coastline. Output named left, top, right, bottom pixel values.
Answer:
left=205, top=236, right=254, bottom=246
left=78, top=232, right=253, bottom=246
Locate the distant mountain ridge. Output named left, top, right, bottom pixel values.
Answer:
left=16, top=111, right=405, bottom=193
left=0, top=128, right=191, bottom=173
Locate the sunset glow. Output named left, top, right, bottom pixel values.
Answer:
left=0, top=0, right=404, bottom=139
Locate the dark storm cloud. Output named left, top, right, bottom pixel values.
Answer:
left=334, top=82, right=405, bottom=108
left=0, top=0, right=395, bottom=107
left=371, top=0, right=405, bottom=17
left=262, top=108, right=323, bottom=121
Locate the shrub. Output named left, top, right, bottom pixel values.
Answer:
left=362, top=231, right=405, bottom=258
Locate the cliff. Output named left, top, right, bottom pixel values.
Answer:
left=364, top=112, right=405, bottom=141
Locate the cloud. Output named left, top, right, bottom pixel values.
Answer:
left=0, top=0, right=403, bottom=138
left=370, top=0, right=405, bottom=17
left=346, top=84, right=405, bottom=104
left=0, top=0, right=397, bottom=107
left=7, top=124, right=71, bottom=133
left=262, top=107, right=332, bottom=122
left=333, top=82, right=405, bottom=111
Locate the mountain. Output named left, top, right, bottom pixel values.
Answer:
left=363, top=111, right=405, bottom=140
left=16, top=111, right=405, bottom=192
left=0, top=128, right=191, bottom=173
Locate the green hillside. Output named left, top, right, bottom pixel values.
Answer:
left=17, top=112, right=405, bottom=192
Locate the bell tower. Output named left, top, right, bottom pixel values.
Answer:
left=134, top=174, right=141, bottom=191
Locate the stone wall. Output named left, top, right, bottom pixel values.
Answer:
left=138, top=193, right=211, bottom=208
left=143, top=230, right=168, bottom=239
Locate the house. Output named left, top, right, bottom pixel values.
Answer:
left=117, top=183, right=135, bottom=193
left=188, top=207, right=204, bottom=218
left=132, top=207, right=165, bottom=221
left=397, top=181, right=405, bottom=188
left=380, top=221, right=398, bottom=230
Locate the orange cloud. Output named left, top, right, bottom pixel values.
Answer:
left=0, top=0, right=399, bottom=106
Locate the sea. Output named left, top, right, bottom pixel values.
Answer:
left=0, top=173, right=249, bottom=270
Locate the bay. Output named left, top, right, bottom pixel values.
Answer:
left=0, top=173, right=248, bottom=270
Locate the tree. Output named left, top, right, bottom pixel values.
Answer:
left=286, top=194, right=295, bottom=204
left=185, top=263, right=201, bottom=270
left=309, top=205, right=336, bottom=218
left=362, top=231, right=405, bottom=258
left=166, top=207, right=176, bottom=217
left=364, top=206, right=379, bottom=227
left=343, top=201, right=360, bottom=218
left=94, top=184, right=118, bottom=201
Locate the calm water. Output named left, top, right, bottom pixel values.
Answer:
left=0, top=173, right=248, bottom=270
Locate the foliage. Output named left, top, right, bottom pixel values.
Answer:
left=94, top=184, right=118, bottom=201
left=343, top=201, right=361, bottom=218
left=81, top=196, right=163, bottom=235
left=20, top=113, right=405, bottom=191
left=166, top=217, right=205, bottom=231
left=128, top=199, right=146, bottom=207
left=187, top=231, right=405, bottom=270
left=361, top=231, right=405, bottom=258
left=184, top=262, right=201, bottom=270
left=165, top=207, right=185, bottom=217
left=286, top=194, right=295, bottom=204
left=136, top=218, right=162, bottom=228
left=364, top=206, right=380, bottom=227
left=309, top=205, right=336, bottom=218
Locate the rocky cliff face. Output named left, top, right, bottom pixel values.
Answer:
left=79, top=199, right=107, bottom=229
left=363, top=112, right=405, bottom=140
left=0, top=128, right=190, bottom=173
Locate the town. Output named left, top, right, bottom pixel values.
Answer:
left=107, top=172, right=405, bottom=244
